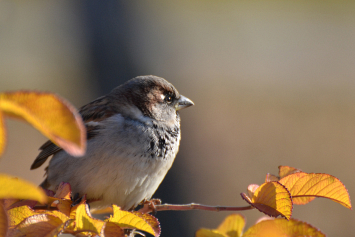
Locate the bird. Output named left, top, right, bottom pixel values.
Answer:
left=30, top=75, right=194, bottom=210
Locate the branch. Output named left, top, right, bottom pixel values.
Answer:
left=138, top=202, right=254, bottom=214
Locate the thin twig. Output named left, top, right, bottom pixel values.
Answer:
left=138, top=203, right=254, bottom=213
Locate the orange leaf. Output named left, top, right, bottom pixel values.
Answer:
left=278, top=166, right=302, bottom=179
left=48, top=197, right=72, bottom=217
left=243, top=218, right=325, bottom=237
left=108, top=205, right=161, bottom=237
left=0, top=202, right=8, bottom=237
left=104, top=222, right=125, bottom=237
left=9, top=214, right=63, bottom=237
left=279, top=172, right=352, bottom=209
left=0, top=174, right=47, bottom=204
left=0, top=91, right=86, bottom=157
left=241, top=182, right=293, bottom=220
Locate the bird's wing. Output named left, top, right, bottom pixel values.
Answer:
left=30, top=95, right=117, bottom=170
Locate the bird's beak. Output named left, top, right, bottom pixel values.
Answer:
left=176, top=95, right=194, bottom=111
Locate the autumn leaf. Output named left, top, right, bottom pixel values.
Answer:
left=241, top=182, right=293, bottom=220
left=75, top=204, right=105, bottom=235
left=104, top=222, right=125, bottom=237
left=279, top=172, right=352, bottom=209
left=242, top=218, right=325, bottom=237
left=195, top=229, right=226, bottom=237
left=108, top=205, right=161, bottom=237
left=45, top=183, right=75, bottom=217
left=217, top=214, right=245, bottom=237
left=278, top=166, right=302, bottom=179
left=54, top=182, right=72, bottom=200
left=265, top=166, right=302, bottom=182
left=196, top=214, right=245, bottom=237
left=0, top=91, right=86, bottom=157
left=0, top=202, right=8, bottom=237
left=0, top=174, right=47, bottom=204
left=8, top=214, right=64, bottom=237
left=8, top=205, right=36, bottom=227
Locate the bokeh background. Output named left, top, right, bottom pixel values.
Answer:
left=1, top=1, right=355, bottom=236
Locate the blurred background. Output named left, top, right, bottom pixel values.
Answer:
left=1, top=0, right=355, bottom=236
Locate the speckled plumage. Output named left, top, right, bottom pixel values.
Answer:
left=31, top=75, right=193, bottom=210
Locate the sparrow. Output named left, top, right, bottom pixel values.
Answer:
left=30, top=75, right=194, bottom=210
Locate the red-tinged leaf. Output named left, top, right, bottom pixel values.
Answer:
left=279, top=172, right=352, bottom=209
left=9, top=214, right=63, bottom=237
left=241, top=182, right=293, bottom=220
left=247, top=184, right=259, bottom=199
left=108, top=205, right=161, bottom=237
left=104, top=222, right=125, bottom=237
left=3, top=199, right=19, bottom=209
left=243, top=218, right=325, bottom=237
left=0, top=91, right=86, bottom=157
left=0, top=174, right=47, bottom=203
left=265, top=173, right=279, bottom=182
left=8, top=200, right=38, bottom=209
left=43, top=189, right=55, bottom=197
left=54, top=182, right=72, bottom=200
left=278, top=166, right=302, bottom=179
left=0, top=111, right=5, bottom=156
left=0, top=202, right=8, bottom=237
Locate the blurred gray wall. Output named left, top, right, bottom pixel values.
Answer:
left=1, top=1, right=355, bottom=236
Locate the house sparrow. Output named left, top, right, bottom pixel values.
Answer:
left=30, top=75, right=194, bottom=210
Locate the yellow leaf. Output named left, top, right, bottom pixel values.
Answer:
left=217, top=214, right=245, bottom=237
left=8, top=205, right=35, bottom=227
left=0, top=202, right=8, bottom=237
left=75, top=204, right=105, bottom=235
left=108, top=205, right=161, bottom=237
left=278, top=166, right=302, bottom=179
left=42, top=211, right=69, bottom=223
left=243, top=218, right=325, bottom=237
left=196, top=229, right=226, bottom=237
left=9, top=214, right=63, bottom=237
left=0, top=111, right=5, bottom=157
left=279, top=172, right=352, bottom=209
left=196, top=214, right=245, bottom=237
left=0, top=174, right=47, bottom=204
left=0, top=91, right=86, bottom=157
left=241, top=182, right=293, bottom=220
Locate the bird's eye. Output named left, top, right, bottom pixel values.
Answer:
left=165, top=95, right=173, bottom=104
